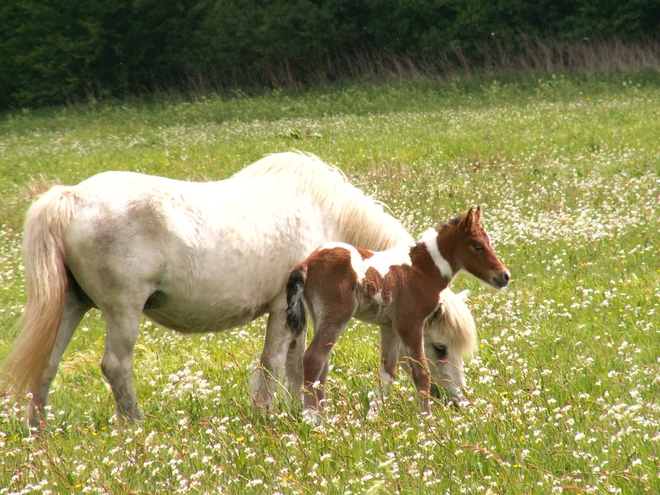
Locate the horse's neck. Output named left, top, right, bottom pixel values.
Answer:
left=409, top=242, right=453, bottom=290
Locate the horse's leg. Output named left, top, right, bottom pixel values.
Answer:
left=302, top=310, right=352, bottom=423
left=250, top=293, right=291, bottom=407
left=367, top=324, right=401, bottom=420
left=317, top=358, right=331, bottom=402
left=379, top=324, right=401, bottom=387
left=395, top=323, right=431, bottom=415
left=28, top=289, right=91, bottom=427
left=284, top=326, right=306, bottom=405
left=100, top=306, right=144, bottom=422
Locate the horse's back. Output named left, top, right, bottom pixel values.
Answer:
left=236, top=152, right=414, bottom=250
left=57, top=170, right=337, bottom=332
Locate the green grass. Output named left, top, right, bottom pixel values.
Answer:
left=1, top=72, right=659, bottom=494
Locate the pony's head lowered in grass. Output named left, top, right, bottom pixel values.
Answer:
left=420, top=289, right=476, bottom=402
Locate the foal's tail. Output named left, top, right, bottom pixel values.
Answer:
left=2, top=186, right=76, bottom=396
left=285, top=266, right=308, bottom=337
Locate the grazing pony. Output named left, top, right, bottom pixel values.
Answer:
left=286, top=207, right=510, bottom=423
left=2, top=152, right=419, bottom=427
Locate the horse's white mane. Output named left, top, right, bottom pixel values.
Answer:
left=438, top=289, right=477, bottom=357
left=234, top=151, right=414, bottom=250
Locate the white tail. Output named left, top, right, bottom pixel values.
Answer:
left=2, top=186, right=75, bottom=396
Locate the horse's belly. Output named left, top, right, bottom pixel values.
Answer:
left=144, top=302, right=266, bottom=334
left=141, top=263, right=290, bottom=334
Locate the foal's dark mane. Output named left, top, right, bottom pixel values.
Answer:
left=438, top=213, right=466, bottom=230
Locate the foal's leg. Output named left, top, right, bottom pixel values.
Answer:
left=314, top=359, right=332, bottom=407
left=367, top=324, right=400, bottom=420
left=379, top=324, right=402, bottom=387
left=395, top=322, right=431, bottom=415
left=250, top=293, right=291, bottom=407
left=28, top=289, right=91, bottom=427
left=302, top=305, right=354, bottom=421
left=100, top=305, right=144, bottom=422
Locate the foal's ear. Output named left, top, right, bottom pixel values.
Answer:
left=463, top=208, right=475, bottom=231
left=464, top=206, right=482, bottom=231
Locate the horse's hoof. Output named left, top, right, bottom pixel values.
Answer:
left=302, top=408, right=321, bottom=426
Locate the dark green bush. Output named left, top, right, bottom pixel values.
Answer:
left=0, top=0, right=658, bottom=108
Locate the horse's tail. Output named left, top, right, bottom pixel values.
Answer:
left=285, top=265, right=308, bottom=337
left=2, top=186, right=76, bottom=396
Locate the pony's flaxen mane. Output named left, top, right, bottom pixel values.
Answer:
left=234, top=152, right=413, bottom=250
left=437, top=289, right=477, bottom=358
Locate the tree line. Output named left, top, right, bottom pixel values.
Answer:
left=1, top=0, right=659, bottom=108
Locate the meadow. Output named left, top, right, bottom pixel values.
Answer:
left=0, top=72, right=659, bottom=494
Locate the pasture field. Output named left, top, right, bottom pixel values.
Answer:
left=1, top=72, right=659, bottom=494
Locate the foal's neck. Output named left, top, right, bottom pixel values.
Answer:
left=409, top=228, right=456, bottom=291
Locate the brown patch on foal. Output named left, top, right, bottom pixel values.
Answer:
left=363, top=266, right=383, bottom=300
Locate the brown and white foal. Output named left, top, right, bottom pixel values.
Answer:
left=285, top=206, right=510, bottom=423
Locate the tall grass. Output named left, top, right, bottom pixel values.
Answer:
left=115, top=37, right=660, bottom=101
left=1, top=71, right=659, bottom=494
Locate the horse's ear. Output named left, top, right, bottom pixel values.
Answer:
left=431, top=302, right=443, bottom=319
left=457, top=289, right=469, bottom=301
left=463, top=208, right=475, bottom=231
left=474, top=205, right=482, bottom=224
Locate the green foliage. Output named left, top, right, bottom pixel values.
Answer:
left=365, top=0, right=660, bottom=52
left=0, top=0, right=206, bottom=107
left=1, top=0, right=659, bottom=107
left=189, top=0, right=367, bottom=77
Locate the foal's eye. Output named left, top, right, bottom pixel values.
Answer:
left=473, top=244, right=484, bottom=251
left=433, top=344, right=448, bottom=359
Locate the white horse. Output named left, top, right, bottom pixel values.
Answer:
left=1, top=152, right=470, bottom=426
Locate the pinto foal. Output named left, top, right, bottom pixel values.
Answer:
left=286, top=207, right=510, bottom=422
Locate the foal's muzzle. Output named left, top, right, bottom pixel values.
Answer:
left=492, top=269, right=511, bottom=288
